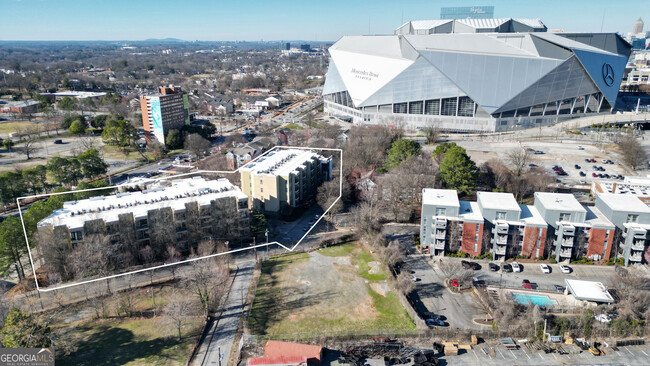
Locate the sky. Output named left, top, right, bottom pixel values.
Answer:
left=0, top=0, right=648, bottom=42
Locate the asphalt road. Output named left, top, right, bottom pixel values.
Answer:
left=194, top=264, right=255, bottom=366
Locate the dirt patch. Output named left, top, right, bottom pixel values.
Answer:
left=369, top=280, right=389, bottom=297
left=368, top=261, right=381, bottom=274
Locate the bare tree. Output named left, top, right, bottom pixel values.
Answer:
left=184, top=133, right=211, bottom=162
left=437, top=257, right=473, bottom=285
left=506, top=148, right=531, bottom=177
left=17, top=126, right=41, bottom=159
left=618, top=136, right=647, bottom=170
left=165, top=245, right=181, bottom=280
left=395, top=272, right=416, bottom=295
left=162, top=290, right=198, bottom=341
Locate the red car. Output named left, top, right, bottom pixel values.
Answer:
left=522, top=279, right=533, bottom=289
left=592, top=172, right=597, bottom=178
left=451, top=279, right=460, bottom=288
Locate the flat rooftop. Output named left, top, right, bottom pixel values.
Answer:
left=42, top=91, right=107, bottom=99
left=241, top=149, right=325, bottom=177
left=38, top=177, right=247, bottom=231
left=597, top=193, right=650, bottom=213
left=477, top=191, right=521, bottom=212
left=458, top=201, right=483, bottom=222
left=422, top=188, right=460, bottom=208
left=535, top=192, right=586, bottom=213
left=564, top=279, right=614, bottom=303
left=593, top=180, right=650, bottom=198
left=584, top=206, right=615, bottom=229
left=519, top=205, right=547, bottom=226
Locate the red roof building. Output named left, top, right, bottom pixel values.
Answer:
left=264, top=341, right=323, bottom=365
left=247, top=356, right=308, bottom=366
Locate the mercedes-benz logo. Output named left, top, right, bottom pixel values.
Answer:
left=602, top=63, right=614, bottom=87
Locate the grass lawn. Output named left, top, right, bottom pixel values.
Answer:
left=0, top=121, right=38, bottom=134
left=249, top=244, right=414, bottom=337
left=285, top=123, right=303, bottom=130
left=58, top=317, right=203, bottom=366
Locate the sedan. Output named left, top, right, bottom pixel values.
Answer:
left=554, top=284, right=565, bottom=293
left=511, top=262, right=521, bottom=272
left=540, top=263, right=551, bottom=274
left=426, top=318, right=447, bottom=327
left=489, top=263, right=500, bottom=272
left=574, top=164, right=581, bottom=169
left=461, top=260, right=473, bottom=270
left=502, top=263, right=513, bottom=273
left=559, top=264, right=571, bottom=274
left=579, top=171, right=586, bottom=177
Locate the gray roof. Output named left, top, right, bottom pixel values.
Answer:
left=422, top=188, right=459, bottom=208
left=597, top=193, right=650, bottom=214
left=534, top=192, right=586, bottom=213
left=477, top=191, right=521, bottom=212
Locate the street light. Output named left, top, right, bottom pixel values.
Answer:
left=265, top=228, right=269, bottom=257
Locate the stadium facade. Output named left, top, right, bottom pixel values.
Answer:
left=323, top=19, right=632, bottom=132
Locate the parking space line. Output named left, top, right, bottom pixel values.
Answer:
left=641, top=350, right=648, bottom=356
left=625, top=347, right=634, bottom=355
left=497, top=348, right=506, bottom=359
left=552, top=353, right=557, bottom=359
left=525, top=352, right=531, bottom=359
left=579, top=352, right=585, bottom=358
left=472, top=350, right=479, bottom=360
left=538, top=353, right=544, bottom=360
left=509, top=350, right=517, bottom=359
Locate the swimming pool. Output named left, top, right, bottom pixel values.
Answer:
left=510, top=292, right=558, bottom=307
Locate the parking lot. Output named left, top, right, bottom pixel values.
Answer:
left=448, top=140, right=631, bottom=187
left=432, top=343, right=650, bottom=365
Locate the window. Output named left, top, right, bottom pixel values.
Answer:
left=605, top=230, right=610, bottom=238
left=70, top=231, right=83, bottom=241
left=537, top=238, right=541, bottom=247
left=475, top=234, right=479, bottom=242
left=535, top=248, right=540, bottom=257
left=496, top=211, right=506, bottom=220
left=441, top=98, right=457, bottom=116
left=474, top=243, right=478, bottom=252
left=538, top=227, right=543, bottom=236
left=603, top=240, right=608, bottom=250
left=424, top=99, right=440, bottom=115
left=408, top=101, right=423, bottom=114
left=457, top=96, right=474, bottom=117
left=393, top=102, right=407, bottom=114
left=435, top=207, right=446, bottom=216
left=627, top=214, right=639, bottom=223
left=476, top=225, right=480, bottom=233
left=559, top=213, right=571, bottom=222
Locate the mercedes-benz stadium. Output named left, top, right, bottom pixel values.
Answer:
left=322, top=19, right=632, bottom=132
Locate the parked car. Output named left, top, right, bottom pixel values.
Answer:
left=554, top=284, right=565, bottom=293
left=461, top=260, right=473, bottom=270
left=577, top=146, right=584, bottom=150
left=470, top=262, right=481, bottom=270
left=594, top=314, right=611, bottom=323
left=579, top=171, right=586, bottom=177
left=511, top=262, right=521, bottom=272
left=502, top=263, right=513, bottom=272
left=592, top=172, right=597, bottom=178
left=489, top=263, right=500, bottom=272
left=557, top=171, right=568, bottom=176
left=528, top=163, right=537, bottom=168
left=450, top=279, right=460, bottom=288
left=574, top=164, right=581, bottom=169
left=559, top=264, right=571, bottom=274
left=584, top=158, right=591, bottom=163
left=426, top=318, right=446, bottom=327
left=410, top=275, right=419, bottom=282
left=601, top=159, right=608, bottom=164
left=53, top=139, right=63, bottom=144
left=540, top=263, right=551, bottom=274
left=534, top=150, right=544, bottom=154
left=522, top=279, right=533, bottom=289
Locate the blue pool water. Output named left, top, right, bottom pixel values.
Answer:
left=510, top=292, right=558, bottom=307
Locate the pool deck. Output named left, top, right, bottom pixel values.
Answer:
left=487, top=286, right=573, bottom=308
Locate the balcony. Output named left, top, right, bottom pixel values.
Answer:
left=633, top=231, right=647, bottom=240
left=496, top=235, right=508, bottom=245
left=631, top=241, right=646, bottom=251
left=434, top=241, right=446, bottom=250
left=494, top=247, right=506, bottom=255
left=561, top=238, right=574, bottom=247
left=435, top=218, right=447, bottom=228
left=434, top=231, right=446, bottom=240
left=496, top=224, right=509, bottom=235
left=561, top=225, right=575, bottom=236
left=629, top=253, right=643, bottom=262
left=559, top=249, right=573, bottom=258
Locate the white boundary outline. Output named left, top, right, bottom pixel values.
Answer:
left=17, top=145, right=343, bottom=292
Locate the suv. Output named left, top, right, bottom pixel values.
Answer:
left=502, top=263, right=513, bottom=273
left=522, top=279, right=533, bottom=289
left=511, top=262, right=521, bottom=272
left=540, top=263, right=551, bottom=274
left=489, top=263, right=500, bottom=272
left=559, top=264, right=571, bottom=274
left=461, top=260, right=473, bottom=270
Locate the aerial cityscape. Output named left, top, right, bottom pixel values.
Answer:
left=1, top=1, right=650, bottom=365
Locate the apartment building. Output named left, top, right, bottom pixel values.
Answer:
left=140, top=86, right=189, bottom=144
left=595, top=193, right=650, bottom=266
left=533, top=192, right=615, bottom=263
left=37, top=177, right=250, bottom=251
left=239, top=149, right=332, bottom=213
left=591, top=176, right=650, bottom=205
left=420, top=189, right=547, bottom=259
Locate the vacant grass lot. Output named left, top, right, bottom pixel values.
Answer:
left=249, top=243, right=414, bottom=337
left=0, top=121, right=38, bottom=134
left=58, top=317, right=203, bottom=366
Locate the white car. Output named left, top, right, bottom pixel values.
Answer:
left=540, top=263, right=551, bottom=274
left=594, top=314, right=611, bottom=323
left=511, top=262, right=521, bottom=272
left=559, top=264, right=571, bottom=274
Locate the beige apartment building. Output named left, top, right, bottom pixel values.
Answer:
left=240, top=149, right=332, bottom=213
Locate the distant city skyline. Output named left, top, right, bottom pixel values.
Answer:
left=0, top=0, right=647, bottom=41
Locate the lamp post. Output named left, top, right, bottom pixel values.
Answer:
left=265, top=228, right=269, bottom=257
